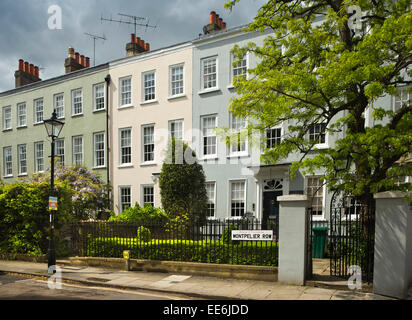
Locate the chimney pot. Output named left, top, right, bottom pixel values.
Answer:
left=80, top=55, right=85, bottom=66
left=131, top=33, right=136, bottom=43
left=86, top=57, right=90, bottom=68
left=144, top=43, right=150, bottom=51
left=139, top=39, right=144, bottom=48
left=210, top=11, right=217, bottom=24
left=29, top=64, right=34, bottom=75
left=68, top=46, right=75, bottom=58
left=18, top=59, right=24, bottom=71
left=75, top=52, right=80, bottom=63
left=218, top=18, right=223, bottom=28
left=24, top=62, right=29, bottom=73
left=136, top=36, right=140, bottom=44
left=34, top=66, right=39, bottom=78
left=222, top=22, right=226, bottom=30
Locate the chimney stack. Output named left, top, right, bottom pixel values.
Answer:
left=203, top=11, right=227, bottom=35
left=126, top=34, right=150, bottom=57
left=14, top=59, right=41, bottom=88
left=65, top=46, right=89, bottom=73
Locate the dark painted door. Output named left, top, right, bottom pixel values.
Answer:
left=262, top=191, right=282, bottom=238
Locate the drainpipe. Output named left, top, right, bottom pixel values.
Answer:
left=104, top=74, right=111, bottom=210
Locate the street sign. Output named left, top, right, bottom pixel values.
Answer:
left=49, top=196, right=58, bottom=211
left=231, top=230, right=273, bottom=241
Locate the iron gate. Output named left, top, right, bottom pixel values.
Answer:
left=329, top=191, right=375, bottom=283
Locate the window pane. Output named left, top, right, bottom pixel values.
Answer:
left=34, top=99, right=44, bottom=123
left=171, top=65, right=184, bottom=96
left=17, top=103, right=26, bottom=127
left=231, top=181, right=245, bottom=217
left=72, top=89, right=83, bottom=115
left=55, top=139, right=65, bottom=165
left=120, top=78, right=131, bottom=106
left=35, top=142, right=44, bottom=172
left=205, top=182, right=216, bottom=217
left=144, top=73, right=155, bottom=101
left=202, top=58, right=217, bottom=89
left=143, top=126, right=154, bottom=162
left=143, top=186, right=154, bottom=207
left=307, top=177, right=323, bottom=216
left=202, top=116, right=217, bottom=156
left=54, top=94, right=64, bottom=118
left=120, top=129, right=131, bottom=164
left=72, top=136, right=83, bottom=165
left=94, top=83, right=105, bottom=110
left=18, top=145, right=27, bottom=175
left=267, top=128, right=281, bottom=149
left=120, top=187, right=131, bottom=212
left=94, top=133, right=105, bottom=167
left=3, top=147, right=12, bottom=176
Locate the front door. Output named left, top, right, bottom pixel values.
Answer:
left=262, top=191, right=282, bottom=237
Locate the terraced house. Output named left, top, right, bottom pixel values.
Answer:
left=0, top=49, right=109, bottom=184
left=109, top=34, right=193, bottom=213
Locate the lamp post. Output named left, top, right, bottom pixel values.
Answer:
left=43, top=110, right=64, bottom=273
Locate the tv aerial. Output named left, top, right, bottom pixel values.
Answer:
left=101, top=13, right=157, bottom=36
left=84, top=32, right=107, bottom=66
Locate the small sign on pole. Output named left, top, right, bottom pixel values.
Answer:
left=49, top=196, right=58, bottom=211
left=231, top=230, right=273, bottom=241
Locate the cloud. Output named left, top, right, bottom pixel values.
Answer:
left=0, top=0, right=266, bottom=92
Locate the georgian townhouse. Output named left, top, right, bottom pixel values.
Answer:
left=109, top=35, right=193, bottom=214
left=0, top=49, right=109, bottom=184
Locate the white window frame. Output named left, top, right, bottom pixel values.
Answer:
left=3, top=146, right=12, bottom=177
left=306, top=176, right=326, bottom=221
left=71, top=88, right=83, bottom=116
left=205, top=181, right=217, bottom=218
left=142, top=124, right=155, bottom=164
left=201, top=115, right=218, bottom=159
left=34, top=141, right=44, bottom=173
left=308, top=122, right=328, bottom=149
left=168, top=119, right=184, bottom=140
left=169, top=64, right=184, bottom=97
left=3, top=106, right=12, bottom=130
left=141, top=184, right=155, bottom=207
left=17, top=144, right=27, bottom=176
left=55, top=138, right=65, bottom=165
left=54, top=93, right=65, bottom=119
left=119, top=128, right=132, bottom=166
left=393, top=86, right=411, bottom=112
left=231, top=52, right=248, bottom=85
left=93, top=83, right=106, bottom=111
left=17, top=103, right=27, bottom=128
left=93, top=132, right=105, bottom=168
left=142, top=71, right=156, bottom=103
left=119, top=76, right=132, bottom=108
left=266, top=126, right=282, bottom=149
left=229, top=179, right=247, bottom=219
left=119, top=186, right=132, bottom=213
left=34, top=98, right=44, bottom=124
left=72, top=135, right=83, bottom=166
left=201, top=56, right=218, bottom=91
left=229, top=113, right=248, bottom=156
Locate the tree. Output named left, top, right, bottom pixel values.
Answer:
left=225, top=0, right=412, bottom=205
left=159, top=138, right=208, bottom=222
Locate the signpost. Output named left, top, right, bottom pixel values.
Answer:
left=231, top=230, right=273, bottom=241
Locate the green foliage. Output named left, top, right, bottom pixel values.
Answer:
left=0, top=181, right=72, bottom=255
left=159, top=138, right=208, bottom=222
left=109, top=203, right=170, bottom=224
left=225, top=0, right=412, bottom=203
left=222, top=224, right=239, bottom=245
left=136, top=226, right=152, bottom=243
left=87, top=237, right=278, bottom=266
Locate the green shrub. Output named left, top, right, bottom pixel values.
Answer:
left=86, top=237, right=278, bottom=266
left=137, top=226, right=152, bottom=242
left=109, top=203, right=169, bottom=224
left=222, top=225, right=239, bottom=245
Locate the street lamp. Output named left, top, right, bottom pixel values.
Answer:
left=43, top=110, right=64, bottom=273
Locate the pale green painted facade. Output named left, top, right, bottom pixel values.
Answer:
left=0, top=64, right=109, bottom=184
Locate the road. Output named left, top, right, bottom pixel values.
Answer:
left=0, top=273, right=198, bottom=300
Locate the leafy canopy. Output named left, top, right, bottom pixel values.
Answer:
left=225, top=0, right=412, bottom=202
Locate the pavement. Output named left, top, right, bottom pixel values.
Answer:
left=0, top=259, right=396, bottom=300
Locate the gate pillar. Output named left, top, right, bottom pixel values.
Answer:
left=278, top=194, right=309, bottom=285
left=373, top=191, right=412, bottom=299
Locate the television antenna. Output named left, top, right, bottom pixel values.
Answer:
left=84, top=32, right=107, bottom=66
left=101, top=13, right=157, bottom=36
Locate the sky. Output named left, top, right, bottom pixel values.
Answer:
left=0, top=0, right=267, bottom=92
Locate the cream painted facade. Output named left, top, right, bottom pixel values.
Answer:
left=109, top=42, right=193, bottom=214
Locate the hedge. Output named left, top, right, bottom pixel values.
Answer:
left=86, top=237, right=278, bottom=266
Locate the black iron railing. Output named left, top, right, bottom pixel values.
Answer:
left=70, top=219, right=279, bottom=267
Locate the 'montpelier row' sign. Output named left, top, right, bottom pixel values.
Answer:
left=231, top=230, right=273, bottom=241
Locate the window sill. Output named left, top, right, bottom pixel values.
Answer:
left=2, top=128, right=12, bottom=132
left=33, top=122, right=43, bottom=126
left=93, top=108, right=106, bottom=114
left=200, top=155, right=218, bottom=161
left=198, top=88, right=221, bottom=95
left=227, top=153, right=249, bottom=159
left=118, top=104, right=134, bottom=110
left=2, top=175, right=13, bottom=179
left=17, top=125, right=27, bottom=129
left=92, top=166, right=106, bottom=170
left=117, top=164, right=134, bottom=169
left=227, top=84, right=235, bottom=89
left=140, top=162, right=157, bottom=167
left=71, top=113, right=83, bottom=118
left=312, top=143, right=328, bottom=150
left=140, top=100, right=158, bottom=106
left=167, top=94, right=186, bottom=101
left=18, top=173, right=28, bottom=177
